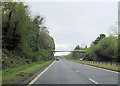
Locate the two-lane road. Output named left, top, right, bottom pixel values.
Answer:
left=33, top=60, right=119, bottom=84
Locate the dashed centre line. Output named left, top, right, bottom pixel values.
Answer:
left=89, top=78, right=98, bottom=84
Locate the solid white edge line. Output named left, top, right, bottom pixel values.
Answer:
left=89, top=78, right=98, bottom=84
left=69, top=60, right=120, bottom=74
left=83, top=64, right=120, bottom=74
left=26, top=61, right=55, bottom=86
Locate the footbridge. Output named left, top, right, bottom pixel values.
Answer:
left=53, top=50, right=85, bottom=53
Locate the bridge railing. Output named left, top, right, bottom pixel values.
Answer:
left=53, top=50, right=85, bottom=53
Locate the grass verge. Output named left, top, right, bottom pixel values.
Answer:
left=2, top=60, right=53, bottom=84
left=70, top=60, right=120, bottom=72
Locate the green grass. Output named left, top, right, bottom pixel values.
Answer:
left=70, top=60, right=120, bottom=71
left=2, top=60, right=53, bottom=84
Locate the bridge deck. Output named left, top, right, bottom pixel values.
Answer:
left=53, top=50, right=85, bottom=53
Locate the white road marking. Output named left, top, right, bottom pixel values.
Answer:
left=83, top=64, right=119, bottom=74
left=76, top=70, right=79, bottom=72
left=26, top=61, right=55, bottom=86
left=70, top=65, right=72, bottom=68
left=89, top=78, right=98, bottom=84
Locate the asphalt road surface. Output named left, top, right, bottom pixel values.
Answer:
left=33, top=60, right=119, bottom=84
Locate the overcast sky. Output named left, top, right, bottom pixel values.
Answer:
left=26, top=1, right=117, bottom=56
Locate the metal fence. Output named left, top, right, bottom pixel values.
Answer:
left=79, top=60, right=120, bottom=67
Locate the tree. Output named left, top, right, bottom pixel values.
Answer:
left=2, top=2, right=55, bottom=64
left=94, top=36, right=118, bottom=61
left=93, top=34, right=106, bottom=45
left=85, top=44, right=97, bottom=61
left=107, top=22, right=118, bottom=36
left=117, top=34, right=120, bottom=62
left=2, top=2, right=20, bottom=50
left=71, top=45, right=83, bottom=59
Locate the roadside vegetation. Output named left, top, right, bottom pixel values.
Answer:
left=2, top=2, right=55, bottom=69
left=65, top=33, right=120, bottom=71
left=2, top=1, right=55, bottom=84
left=2, top=60, right=53, bottom=84
left=54, top=56, right=61, bottom=59
left=71, top=60, right=119, bottom=71
left=64, top=24, right=120, bottom=65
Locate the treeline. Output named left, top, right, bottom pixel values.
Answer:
left=2, top=2, right=55, bottom=69
left=64, top=34, right=120, bottom=62
left=64, top=45, right=86, bottom=60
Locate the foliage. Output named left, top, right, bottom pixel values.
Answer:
left=118, top=34, right=120, bottom=62
left=71, top=60, right=119, bottom=71
left=2, top=2, right=55, bottom=69
left=107, top=22, right=118, bottom=36
left=72, top=45, right=82, bottom=59
left=94, top=36, right=118, bottom=61
left=65, top=45, right=86, bottom=60
left=85, top=44, right=97, bottom=61
left=2, top=60, right=53, bottom=84
left=65, top=34, right=119, bottom=62
left=85, top=35, right=118, bottom=62
left=93, top=34, right=106, bottom=45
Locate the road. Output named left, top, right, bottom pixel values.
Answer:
left=33, top=60, right=119, bottom=84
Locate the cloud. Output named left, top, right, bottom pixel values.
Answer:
left=54, top=52, right=71, bottom=56
left=55, top=43, right=70, bottom=50
left=54, top=43, right=71, bottom=56
left=27, top=2, right=117, bottom=56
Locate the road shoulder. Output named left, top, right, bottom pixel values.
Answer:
left=69, top=60, right=120, bottom=73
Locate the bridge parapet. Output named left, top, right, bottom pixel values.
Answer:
left=53, top=50, right=85, bottom=53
